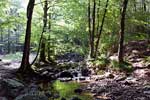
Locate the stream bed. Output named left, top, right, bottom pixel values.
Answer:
left=45, top=80, right=93, bottom=100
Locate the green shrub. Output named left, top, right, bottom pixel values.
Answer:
left=110, top=60, right=133, bottom=72
left=144, top=56, right=150, bottom=62
left=93, top=54, right=110, bottom=70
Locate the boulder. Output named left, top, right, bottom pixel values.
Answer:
left=81, top=68, right=91, bottom=76
left=143, top=85, right=150, bottom=95
left=79, top=77, right=86, bottom=81
left=61, top=97, right=66, bottom=100
left=58, top=71, right=73, bottom=78
left=21, top=84, right=41, bottom=94
left=1, top=78, right=24, bottom=88
left=45, top=91, right=52, bottom=98
left=0, top=97, right=8, bottom=100
left=53, top=93, right=60, bottom=99
left=15, top=91, right=48, bottom=100
left=72, top=71, right=78, bottom=77
left=0, top=78, right=24, bottom=97
left=74, top=88, right=83, bottom=94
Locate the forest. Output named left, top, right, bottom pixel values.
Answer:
left=0, top=0, right=150, bottom=100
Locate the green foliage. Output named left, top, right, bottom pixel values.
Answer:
left=110, top=60, right=133, bottom=72
left=100, top=32, right=118, bottom=54
left=144, top=56, right=150, bottom=62
left=1, top=0, right=150, bottom=65
left=125, top=32, right=149, bottom=42
left=93, top=54, right=110, bottom=70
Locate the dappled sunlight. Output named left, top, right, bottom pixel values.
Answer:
left=0, top=0, right=150, bottom=100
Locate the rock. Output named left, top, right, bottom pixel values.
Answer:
left=95, top=96, right=111, bottom=100
left=59, top=78, right=72, bottom=82
left=61, top=97, right=66, bottom=100
left=58, top=71, right=73, bottom=78
left=105, top=73, right=115, bottom=79
left=0, top=97, right=8, bottom=100
left=1, top=78, right=24, bottom=88
left=15, top=91, right=48, bottom=100
left=72, top=71, right=78, bottom=77
left=29, top=84, right=41, bottom=91
left=74, top=88, right=83, bottom=94
left=0, top=78, right=24, bottom=97
left=96, top=87, right=106, bottom=94
left=21, top=84, right=41, bottom=95
left=81, top=68, right=91, bottom=76
left=53, top=93, right=60, bottom=99
left=79, top=77, right=86, bottom=81
left=70, top=96, right=81, bottom=100
left=107, top=74, right=115, bottom=79
left=123, top=81, right=133, bottom=86
left=91, top=87, right=98, bottom=93
left=41, top=71, right=49, bottom=76
left=115, top=76, right=126, bottom=82
left=45, top=91, right=52, bottom=97
left=109, top=55, right=118, bottom=61
left=143, top=85, right=150, bottom=95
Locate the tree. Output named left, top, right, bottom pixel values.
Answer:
left=18, top=0, right=35, bottom=74
left=118, top=0, right=128, bottom=63
left=39, top=0, right=49, bottom=62
left=88, top=0, right=96, bottom=58
left=94, top=0, right=109, bottom=57
left=47, top=13, right=52, bottom=61
left=88, top=0, right=109, bottom=59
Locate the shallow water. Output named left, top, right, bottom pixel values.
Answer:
left=46, top=80, right=93, bottom=100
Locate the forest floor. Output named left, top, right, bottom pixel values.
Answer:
left=0, top=40, right=150, bottom=100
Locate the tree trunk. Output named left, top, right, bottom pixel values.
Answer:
left=39, top=0, right=48, bottom=62
left=133, top=0, right=136, bottom=12
left=143, top=0, right=146, bottom=11
left=96, top=0, right=101, bottom=35
left=0, top=28, right=3, bottom=54
left=94, top=0, right=109, bottom=58
left=118, top=0, right=128, bottom=63
left=88, top=0, right=92, bottom=58
left=90, top=0, right=96, bottom=58
left=7, top=29, right=10, bottom=54
left=48, top=13, right=51, bottom=61
left=18, top=0, right=35, bottom=74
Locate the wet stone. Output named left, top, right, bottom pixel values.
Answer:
left=61, top=97, right=66, bottom=100
left=70, top=96, right=81, bottom=100
left=74, top=88, right=83, bottom=94
left=53, top=93, right=60, bottom=99
left=0, top=97, right=8, bottom=100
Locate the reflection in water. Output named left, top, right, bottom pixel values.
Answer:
left=41, top=80, right=93, bottom=100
